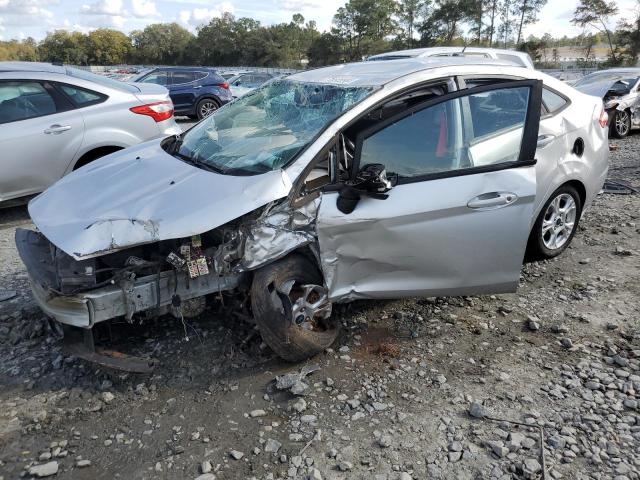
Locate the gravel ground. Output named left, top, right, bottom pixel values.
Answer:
left=0, top=133, right=638, bottom=480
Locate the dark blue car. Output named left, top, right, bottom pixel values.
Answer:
left=132, top=67, right=232, bottom=120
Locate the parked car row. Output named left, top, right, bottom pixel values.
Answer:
left=7, top=51, right=609, bottom=369
left=0, top=62, right=180, bottom=204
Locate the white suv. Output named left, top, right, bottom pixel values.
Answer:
left=0, top=62, right=181, bottom=203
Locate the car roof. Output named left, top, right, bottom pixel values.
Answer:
left=367, top=46, right=530, bottom=59
left=153, top=66, right=217, bottom=72
left=0, top=61, right=67, bottom=74
left=288, top=57, right=521, bottom=87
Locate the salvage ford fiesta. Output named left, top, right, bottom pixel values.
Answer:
left=16, top=57, right=609, bottom=368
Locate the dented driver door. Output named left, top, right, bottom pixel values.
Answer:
left=316, top=80, right=543, bottom=302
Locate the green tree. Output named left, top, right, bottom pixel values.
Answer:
left=396, top=0, right=428, bottom=48
left=308, top=32, right=344, bottom=65
left=513, top=0, right=547, bottom=45
left=0, top=38, right=39, bottom=61
left=39, top=30, right=89, bottom=65
left=617, top=1, right=640, bottom=65
left=130, top=23, right=194, bottom=65
left=333, top=0, right=397, bottom=60
left=572, top=0, right=619, bottom=63
left=86, top=29, right=131, bottom=65
left=428, top=0, right=473, bottom=44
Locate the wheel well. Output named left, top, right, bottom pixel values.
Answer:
left=563, top=180, right=586, bottom=208
left=197, top=96, right=220, bottom=106
left=73, top=146, right=123, bottom=170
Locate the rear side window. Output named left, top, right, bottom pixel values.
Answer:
left=193, top=71, right=208, bottom=81
left=170, top=71, right=195, bottom=84
left=0, top=81, right=57, bottom=124
left=59, top=84, right=106, bottom=107
left=542, top=88, right=568, bottom=114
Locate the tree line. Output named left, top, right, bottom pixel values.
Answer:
left=0, top=0, right=638, bottom=68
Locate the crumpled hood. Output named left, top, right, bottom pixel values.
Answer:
left=574, top=80, right=624, bottom=99
left=28, top=139, right=293, bottom=260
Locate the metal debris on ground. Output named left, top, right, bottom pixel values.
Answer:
left=602, top=179, right=638, bottom=195
left=0, top=290, right=17, bottom=302
left=275, top=364, right=320, bottom=396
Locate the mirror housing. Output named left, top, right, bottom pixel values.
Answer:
left=336, top=164, right=394, bottom=214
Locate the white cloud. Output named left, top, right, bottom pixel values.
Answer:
left=277, top=0, right=323, bottom=11
left=131, top=0, right=159, bottom=18
left=80, top=0, right=123, bottom=16
left=0, top=0, right=56, bottom=23
left=179, top=2, right=234, bottom=29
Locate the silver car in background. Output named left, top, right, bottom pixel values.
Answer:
left=16, top=57, right=608, bottom=368
left=573, top=68, right=640, bottom=138
left=0, top=62, right=180, bottom=203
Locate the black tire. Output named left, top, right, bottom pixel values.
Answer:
left=611, top=109, right=631, bottom=138
left=250, top=254, right=338, bottom=362
left=196, top=98, right=219, bottom=120
left=526, top=184, right=582, bottom=261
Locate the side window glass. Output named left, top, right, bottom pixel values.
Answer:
left=0, top=81, right=57, bottom=124
left=193, top=71, right=208, bottom=82
left=171, top=71, right=195, bottom=85
left=359, top=86, right=530, bottom=178
left=466, top=87, right=529, bottom=166
left=542, top=88, right=567, bottom=114
left=141, top=72, right=168, bottom=85
left=59, top=84, right=104, bottom=107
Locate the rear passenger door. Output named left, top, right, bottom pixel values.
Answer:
left=0, top=80, right=84, bottom=201
left=168, top=71, right=196, bottom=112
left=316, top=80, right=543, bottom=301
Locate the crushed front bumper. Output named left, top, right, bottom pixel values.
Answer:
left=16, top=229, right=244, bottom=328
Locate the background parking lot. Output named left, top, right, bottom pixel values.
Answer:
left=0, top=135, right=638, bottom=479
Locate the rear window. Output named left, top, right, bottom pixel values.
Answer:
left=65, top=67, right=138, bottom=93
left=170, top=71, right=195, bottom=84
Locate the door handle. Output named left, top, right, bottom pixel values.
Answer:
left=467, top=192, right=518, bottom=210
left=536, top=134, right=555, bottom=148
left=193, top=85, right=202, bottom=89
left=44, top=124, right=71, bottom=135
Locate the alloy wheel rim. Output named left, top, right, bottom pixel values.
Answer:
left=283, top=281, right=333, bottom=332
left=199, top=102, right=217, bottom=117
left=616, top=111, right=630, bottom=136
left=541, top=193, right=577, bottom=250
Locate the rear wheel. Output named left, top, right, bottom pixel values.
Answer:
left=196, top=98, right=219, bottom=120
left=526, top=185, right=582, bottom=261
left=251, top=254, right=338, bottom=362
left=611, top=109, right=631, bottom=138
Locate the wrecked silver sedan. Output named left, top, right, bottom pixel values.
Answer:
left=573, top=68, right=640, bottom=138
left=17, top=58, right=609, bottom=368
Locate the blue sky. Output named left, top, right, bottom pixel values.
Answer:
left=0, top=0, right=635, bottom=42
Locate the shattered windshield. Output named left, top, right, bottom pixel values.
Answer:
left=173, top=79, right=376, bottom=175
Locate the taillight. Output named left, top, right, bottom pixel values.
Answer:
left=130, top=101, right=174, bottom=122
left=598, top=107, right=609, bottom=128
left=218, top=82, right=229, bottom=90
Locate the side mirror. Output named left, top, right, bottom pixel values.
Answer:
left=337, top=164, right=394, bottom=214
left=234, top=81, right=241, bottom=86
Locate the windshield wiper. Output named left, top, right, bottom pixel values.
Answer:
left=173, top=149, right=225, bottom=174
